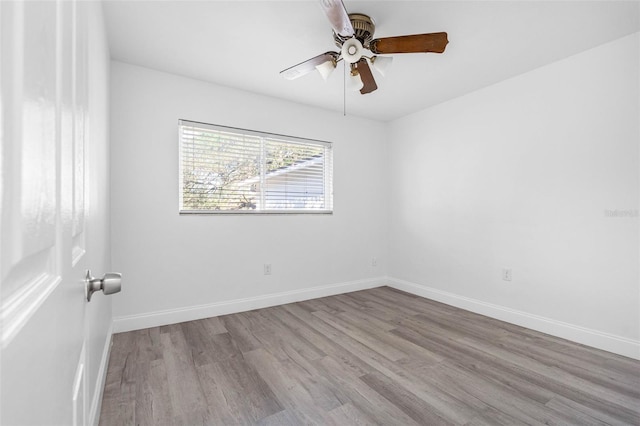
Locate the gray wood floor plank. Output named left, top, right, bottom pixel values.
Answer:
left=360, top=370, right=455, bottom=425
left=181, top=322, right=240, bottom=367
left=277, top=344, right=351, bottom=410
left=396, top=357, right=508, bottom=414
left=461, top=336, right=640, bottom=411
left=146, top=358, right=174, bottom=425
left=312, top=310, right=408, bottom=361
left=190, top=363, right=244, bottom=425
left=282, top=303, right=400, bottom=375
left=348, top=289, right=427, bottom=317
left=132, top=359, right=155, bottom=425
left=426, top=360, right=567, bottom=426
left=242, top=347, right=336, bottom=425
left=297, top=298, right=345, bottom=315
left=286, top=304, right=436, bottom=396
left=543, top=396, right=612, bottom=426
left=200, top=316, right=228, bottom=335
left=337, top=305, right=398, bottom=332
left=336, top=310, right=444, bottom=364
left=544, top=395, right=632, bottom=426
left=100, top=287, right=640, bottom=426
left=307, top=313, right=484, bottom=423
left=327, top=402, right=381, bottom=425
left=463, top=407, right=528, bottom=426
left=195, top=356, right=283, bottom=424
left=392, top=314, right=640, bottom=424
left=255, top=409, right=303, bottom=426
left=160, top=326, right=212, bottom=424
left=264, top=305, right=374, bottom=377
left=259, top=307, right=328, bottom=361
left=314, top=356, right=422, bottom=426
left=368, top=287, right=459, bottom=316
left=499, top=333, right=640, bottom=393
left=219, top=313, right=263, bottom=353
left=250, top=315, right=326, bottom=362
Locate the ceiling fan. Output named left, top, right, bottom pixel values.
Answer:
left=280, top=0, right=449, bottom=95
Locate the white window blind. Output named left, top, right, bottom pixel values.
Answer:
left=179, top=120, right=333, bottom=214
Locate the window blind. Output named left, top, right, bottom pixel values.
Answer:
left=179, top=120, right=333, bottom=213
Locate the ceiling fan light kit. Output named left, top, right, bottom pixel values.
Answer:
left=315, top=59, right=337, bottom=80
left=280, top=0, right=448, bottom=95
left=347, top=68, right=364, bottom=91
left=371, top=55, right=393, bottom=77
left=341, top=38, right=364, bottom=63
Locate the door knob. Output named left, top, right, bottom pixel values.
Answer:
left=85, top=270, right=122, bottom=302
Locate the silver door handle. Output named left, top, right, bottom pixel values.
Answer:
left=85, top=270, right=122, bottom=302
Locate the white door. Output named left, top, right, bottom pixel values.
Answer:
left=1, top=1, right=112, bottom=425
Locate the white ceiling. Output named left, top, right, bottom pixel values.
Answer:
left=103, top=1, right=640, bottom=122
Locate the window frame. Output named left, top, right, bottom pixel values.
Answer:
left=178, top=119, right=334, bottom=215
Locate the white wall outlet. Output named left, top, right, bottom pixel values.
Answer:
left=502, top=267, right=512, bottom=281
left=371, top=257, right=378, bottom=267
left=264, top=264, right=272, bottom=275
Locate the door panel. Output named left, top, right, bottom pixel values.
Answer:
left=0, top=1, right=109, bottom=425
left=72, top=344, right=87, bottom=426
left=1, top=0, right=61, bottom=352
left=72, top=0, right=87, bottom=260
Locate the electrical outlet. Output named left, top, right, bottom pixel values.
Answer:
left=264, top=264, right=272, bottom=275
left=502, top=267, right=512, bottom=281
left=371, top=257, right=378, bottom=267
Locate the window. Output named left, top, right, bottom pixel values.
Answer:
left=179, top=120, right=333, bottom=214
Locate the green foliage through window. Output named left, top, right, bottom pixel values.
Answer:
left=179, top=120, right=333, bottom=213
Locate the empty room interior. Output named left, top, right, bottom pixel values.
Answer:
left=1, top=0, right=639, bottom=425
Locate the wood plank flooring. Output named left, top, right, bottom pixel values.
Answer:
left=99, top=287, right=640, bottom=425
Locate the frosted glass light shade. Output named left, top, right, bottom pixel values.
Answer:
left=347, top=71, right=364, bottom=91
left=372, top=56, right=393, bottom=77
left=341, top=38, right=364, bottom=64
left=315, top=60, right=336, bottom=81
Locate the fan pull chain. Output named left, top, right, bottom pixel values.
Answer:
left=343, top=60, right=346, bottom=116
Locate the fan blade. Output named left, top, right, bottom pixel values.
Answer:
left=318, top=0, right=354, bottom=37
left=280, top=52, right=338, bottom=80
left=370, top=32, right=449, bottom=54
left=356, top=59, right=377, bottom=94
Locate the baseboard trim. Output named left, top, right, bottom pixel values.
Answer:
left=88, top=322, right=113, bottom=426
left=387, top=277, right=640, bottom=360
left=113, top=277, right=386, bottom=333
left=111, top=275, right=639, bottom=360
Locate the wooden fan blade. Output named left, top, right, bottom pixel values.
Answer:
left=318, top=0, right=354, bottom=37
left=356, top=59, right=377, bottom=95
left=370, top=32, right=449, bottom=54
left=280, top=52, right=338, bottom=80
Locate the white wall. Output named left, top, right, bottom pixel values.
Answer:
left=110, top=61, right=388, bottom=328
left=388, top=33, right=639, bottom=357
left=110, top=34, right=638, bottom=359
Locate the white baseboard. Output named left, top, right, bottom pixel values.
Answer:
left=387, top=277, right=640, bottom=360
left=111, top=275, right=639, bottom=360
left=88, top=322, right=113, bottom=426
left=113, top=277, right=386, bottom=333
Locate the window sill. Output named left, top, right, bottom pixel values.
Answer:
left=179, top=210, right=333, bottom=215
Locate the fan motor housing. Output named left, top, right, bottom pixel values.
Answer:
left=334, top=13, right=375, bottom=48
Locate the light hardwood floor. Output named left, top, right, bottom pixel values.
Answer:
left=99, top=287, right=640, bottom=425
